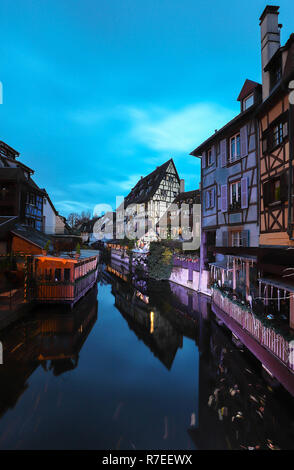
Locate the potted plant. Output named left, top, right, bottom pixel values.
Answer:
left=42, top=240, right=50, bottom=256
left=75, top=242, right=81, bottom=259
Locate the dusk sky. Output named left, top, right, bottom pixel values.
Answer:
left=1, top=0, right=294, bottom=217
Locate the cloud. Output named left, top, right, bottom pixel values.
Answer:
left=126, top=103, right=235, bottom=153
left=55, top=200, right=93, bottom=214
left=70, top=174, right=141, bottom=194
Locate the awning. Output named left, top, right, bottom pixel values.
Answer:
left=209, top=262, right=232, bottom=272
left=258, top=277, right=294, bottom=293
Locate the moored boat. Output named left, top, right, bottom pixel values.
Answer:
left=28, top=250, right=99, bottom=307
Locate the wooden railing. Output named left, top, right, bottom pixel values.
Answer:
left=212, top=287, right=293, bottom=372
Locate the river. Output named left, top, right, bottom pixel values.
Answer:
left=0, top=261, right=293, bottom=450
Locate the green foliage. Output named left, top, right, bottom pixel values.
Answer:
left=147, top=242, right=173, bottom=280
left=76, top=242, right=81, bottom=254
left=44, top=240, right=50, bottom=252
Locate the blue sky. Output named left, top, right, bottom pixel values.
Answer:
left=1, top=0, right=294, bottom=217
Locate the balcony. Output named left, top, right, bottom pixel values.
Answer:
left=212, top=285, right=294, bottom=372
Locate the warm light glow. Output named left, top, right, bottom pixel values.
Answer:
left=150, top=311, right=154, bottom=334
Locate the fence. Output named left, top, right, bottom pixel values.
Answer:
left=212, top=287, right=293, bottom=372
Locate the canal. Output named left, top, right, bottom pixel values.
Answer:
left=0, top=261, right=293, bottom=450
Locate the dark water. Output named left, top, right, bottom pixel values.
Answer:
left=0, top=262, right=293, bottom=450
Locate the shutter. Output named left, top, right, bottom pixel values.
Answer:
left=211, top=145, right=216, bottom=164
left=221, top=184, right=228, bottom=212
left=240, top=125, right=248, bottom=157
left=205, top=190, right=210, bottom=209
left=222, top=231, right=228, bottom=247
left=202, top=152, right=206, bottom=169
left=241, top=177, right=248, bottom=209
left=241, top=230, right=250, bottom=247
left=220, top=139, right=227, bottom=167
left=280, top=172, right=289, bottom=202
left=283, top=121, right=288, bottom=138
left=262, top=137, right=267, bottom=154
left=212, top=187, right=215, bottom=208
left=263, top=181, right=271, bottom=206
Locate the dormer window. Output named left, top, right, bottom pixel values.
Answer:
left=242, top=93, right=254, bottom=111
left=270, top=57, right=282, bottom=91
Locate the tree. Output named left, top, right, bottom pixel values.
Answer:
left=67, top=212, right=79, bottom=228
left=147, top=242, right=173, bottom=280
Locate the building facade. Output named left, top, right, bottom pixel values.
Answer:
left=0, top=141, right=44, bottom=230
left=117, top=159, right=181, bottom=241
left=256, top=6, right=294, bottom=329
left=191, top=80, right=261, bottom=298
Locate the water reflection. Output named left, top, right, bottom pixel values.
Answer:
left=105, top=261, right=294, bottom=450
left=0, top=260, right=293, bottom=450
left=0, top=285, right=98, bottom=420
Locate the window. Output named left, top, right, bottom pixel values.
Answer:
left=243, top=94, right=254, bottom=111
left=206, top=188, right=215, bottom=209
left=207, top=148, right=213, bottom=166
left=270, top=59, right=282, bottom=91
left=273, top=122, right=283, bottom=147
left=64, top=269, right=70, bottom=282
left=230, top=133, right=240, bottom=162
left=262, top=115, right=288, bottom=153
left=229, top=181, right=241, bottom=210
left=263, top=173, right=288, bottom=206
left=54, top=268, right=62, bottom=281
left=232, top=231, right=242, bottom=247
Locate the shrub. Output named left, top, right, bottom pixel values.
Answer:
left=147, top=242, right=173, bottom=280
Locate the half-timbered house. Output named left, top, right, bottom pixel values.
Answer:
left=118, top=159, right=181, bottom=241
left=256, top=5, right=294, bottom=329
left=191, top=80, right=261, bottom=297
left=0, top=141, right=45, bottom=230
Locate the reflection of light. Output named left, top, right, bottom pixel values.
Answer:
left=150, top=311, right=154, bottom=334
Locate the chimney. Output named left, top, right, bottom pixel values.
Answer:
left=180, top=179, right=185, bottom=193
left=259, top=5, right=281, bottom=100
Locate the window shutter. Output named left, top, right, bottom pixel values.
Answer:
left=222, top=231, right=228, bottom=247
left=212, top=187, right=215, bottom=207
left=241, top=177, right=248, bottom=209
left=262, top=137, right=267, bottom=154
left=202, top=152, right=206, bottom=169
left=280, top=172, right=289, bottom=202
left=221, top=184, right=228, bottom=212
left=220, top=139, right=227, bottom=167
left=211, top=145, right=216, bottom=164
left=240, top=125, right=248, bottom=157
left=263, top=181, right=270, bottom=206
left=205, top=190, right=210, bottom=209
left=283, top=121, right=288, bottom=138
left=242, top=230, right=250, bottom=247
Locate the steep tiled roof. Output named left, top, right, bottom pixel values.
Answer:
left=124, top=159, right=179, bottom=207
left=174, top=189, right=200, bottom=204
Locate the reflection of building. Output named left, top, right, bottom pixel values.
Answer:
left=0, top=285, right=98, bottom=418
left=110, top=275, right=182, bottom=370
left=189, top=307, right=294, bottom=450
